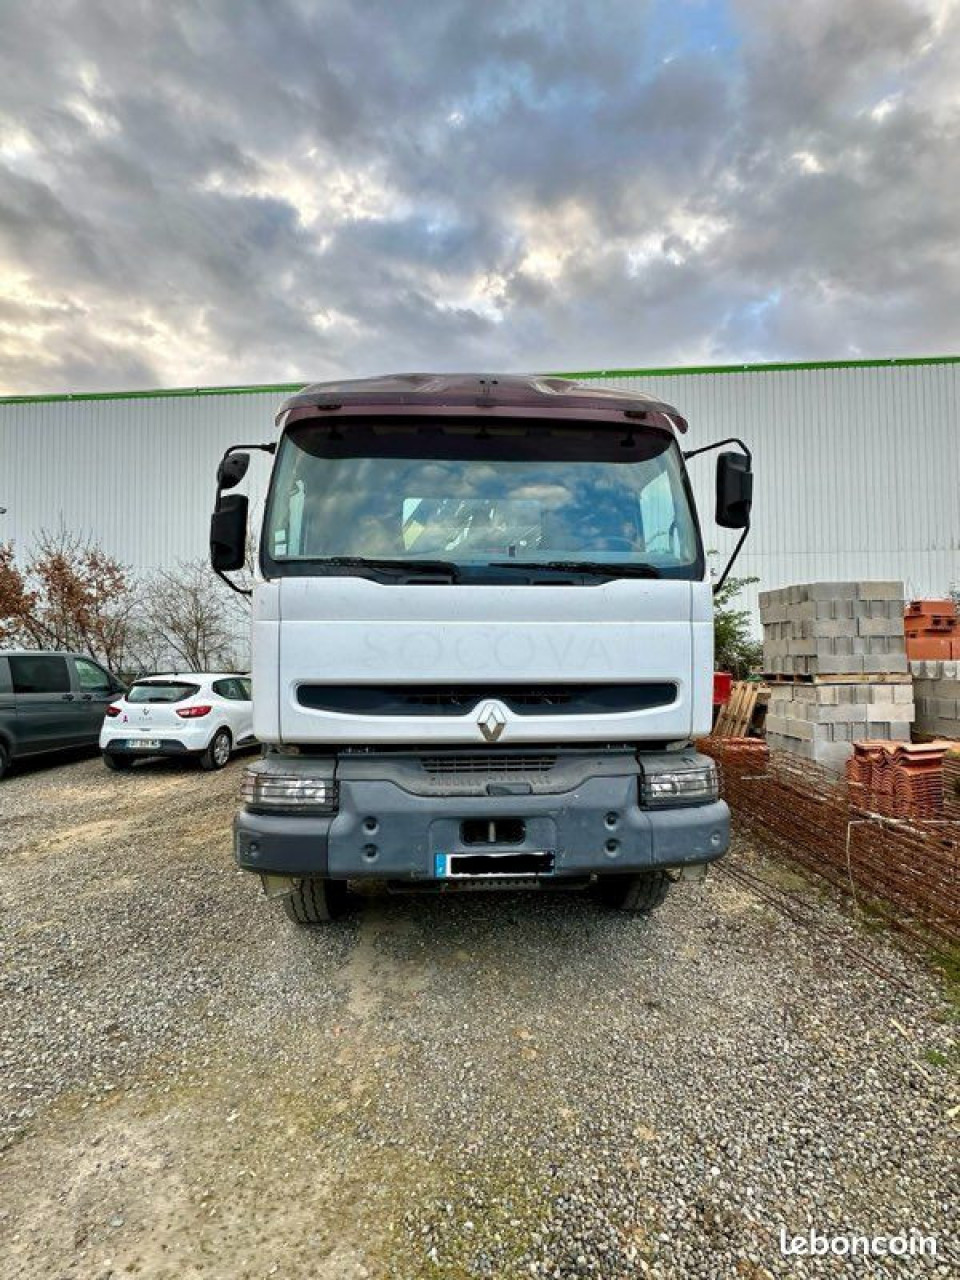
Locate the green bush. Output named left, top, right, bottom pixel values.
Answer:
left=714, top=574, right=763, bottom=678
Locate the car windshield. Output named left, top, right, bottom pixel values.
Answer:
left=263, top=419, right=702, bottom=579
left=127, top=681, right=200, bottom=704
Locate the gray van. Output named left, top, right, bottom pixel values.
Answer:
left=0, top=651, right=125, bottom=778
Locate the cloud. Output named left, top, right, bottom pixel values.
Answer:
left=0, top=0, right=958, bottom=393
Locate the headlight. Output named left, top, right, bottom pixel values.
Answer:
left=241, top=769, right=338, bottom=813
left=642, top=761, right=718, bottom=807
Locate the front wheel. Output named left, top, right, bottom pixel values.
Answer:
left=596, top=870, right=671, bottom=914
left=0, top=740, right=10, bottom=780
left=282, top=878, right=351, bottom=925
left=200, top=727, right=232, bottom=771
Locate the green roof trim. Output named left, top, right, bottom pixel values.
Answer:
left=555, top=354, right=960, bottom=379
left=2, top=354, right=960, bottom=405
left=0, top=380, right=306, bottom=406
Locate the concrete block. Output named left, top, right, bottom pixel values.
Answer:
left=865, top=702, right=915, bottom=723
left=862, top=654, right=908, bottom=674
left=810, top=703, right=868, bottom=724
left=812, top=741, right=854, bottom=772
left=811, top=619, right=857, bottom=639
left=858, top=616, right=898, bottom=638
left=856, top=581, right=904, bottom=601
left=806, top=581, right=859, bottom=601
left=816, top=655, right=865, bottom=674
left=788, top=639, right=817, bottom=658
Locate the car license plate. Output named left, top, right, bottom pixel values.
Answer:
left=130, top=738, right=161, bottom=750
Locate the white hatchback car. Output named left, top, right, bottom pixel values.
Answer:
left=100, top=673, right=255, bottom=771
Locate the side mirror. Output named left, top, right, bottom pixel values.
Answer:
left=210, top=494, right=249, bottom=571
left=217, top=452, right=250, bottom=490
left=716, top=452, right=753, bottom=529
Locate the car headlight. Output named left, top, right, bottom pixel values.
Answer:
left=241, top=769, right=338, bottom=813
left=641, top=761, right=718, bottom=807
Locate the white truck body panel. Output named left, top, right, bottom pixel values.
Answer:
left=251, top=576, right=714, bottom=745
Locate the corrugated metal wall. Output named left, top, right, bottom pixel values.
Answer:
left=2, top=363, right=959, bottom=622
left=598, top=363, right=960, bottom=618
left=0, top=390, right=279, bottom=573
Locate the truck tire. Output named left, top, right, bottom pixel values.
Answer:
left=282, top=877, right=350, bottom=924
left=200, top=727, right=232, bottom=771
left=596, top=870, right=671, bottom=914
left=102, top=751, right=134, bottom=772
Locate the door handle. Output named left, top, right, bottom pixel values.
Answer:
left=81, top=694, right=93, bottom=701
left=62, top=694, right=75, bottom=701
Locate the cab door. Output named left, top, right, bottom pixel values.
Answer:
left=7, top=654, right=82, bottom=752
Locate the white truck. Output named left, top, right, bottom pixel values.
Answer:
left=210, top=374, right=752, bottom=923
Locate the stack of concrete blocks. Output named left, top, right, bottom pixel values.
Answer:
left=759, top=582, right=915, bottom=772
left=910, top=660, right=960, bottom=740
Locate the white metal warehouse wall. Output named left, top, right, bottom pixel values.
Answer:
left=2, top=359, right=959, bottom=621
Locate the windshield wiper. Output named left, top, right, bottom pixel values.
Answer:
left=314, top=556, right=460, bottom=580
left=487, top=559, right=662, bottom=578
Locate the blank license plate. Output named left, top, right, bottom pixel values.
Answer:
left=434, top=850, right=555, bottom=878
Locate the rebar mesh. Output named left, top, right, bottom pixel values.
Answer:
left=700, top=738, right=960, bottom=946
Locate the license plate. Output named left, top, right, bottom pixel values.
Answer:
left=129, top=738, right=162, bottom=750
left=434, top=850, right=555, bottom=878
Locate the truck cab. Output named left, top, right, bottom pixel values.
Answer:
left=210, top=373, right=752, bottom=923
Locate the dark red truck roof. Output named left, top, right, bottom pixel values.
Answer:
left=277, top=373, right=688, bottom=434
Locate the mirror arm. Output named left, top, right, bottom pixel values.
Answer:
left=213, top=565, right=252, bottom=598
left=219, top=441, right=276, bottom=462
left=683, top=437, right=753, bottom=596
left=712, top=525, right=750, bottom=596
left=683, top=436, right=752, bottom=466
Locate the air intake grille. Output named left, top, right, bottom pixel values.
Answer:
left=297, top=682, right=676, bottom=717
left=420, top=753, right=557, bottom=775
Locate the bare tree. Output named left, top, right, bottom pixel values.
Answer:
left=142, top=559, right=245, bottom=672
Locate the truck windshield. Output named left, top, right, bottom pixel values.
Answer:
left=262, top=420, right=703, bottom=580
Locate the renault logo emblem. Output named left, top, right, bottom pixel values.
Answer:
left=476, top=701, right=507, bottom=743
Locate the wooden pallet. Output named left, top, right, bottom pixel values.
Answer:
left=713, top=681, right=770, bottom=738
left=763, top=672, right=912, bottom=685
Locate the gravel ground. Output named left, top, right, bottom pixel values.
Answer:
left=0, top=752, right=957, bottom=1279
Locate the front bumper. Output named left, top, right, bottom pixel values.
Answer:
left=234, top=757, right=729, bottom=879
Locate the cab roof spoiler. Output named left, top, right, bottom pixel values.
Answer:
left=276, top=373, right=688, bottom=434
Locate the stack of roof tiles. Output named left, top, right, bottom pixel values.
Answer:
left=759, top=582, right=914, bottom=772
left=910, top=658, right=960, bottom=741
left=904, top=599, right=960, bottom=660
left=845, top=741, right=954, bottom=819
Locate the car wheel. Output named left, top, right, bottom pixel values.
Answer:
left=102, top=751, right=134, bottom=772
left=0, top=740, right=10, bottom=780
left=200, top=727, right=233, bottom=771
left=596, top=870, right=671, bottom=914
left=282, top=878, right=351, bottom=925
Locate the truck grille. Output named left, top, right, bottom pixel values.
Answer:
left=297, top=682, right=676, bottom=716
left=420, top=753, right=557, bottom=775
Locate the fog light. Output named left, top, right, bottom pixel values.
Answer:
left=241, top=769, right=338, bottom=813
left=642, top=762, right=718, bottom=808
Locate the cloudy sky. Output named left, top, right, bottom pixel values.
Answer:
left=0, top=0, right=958, bottom=394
